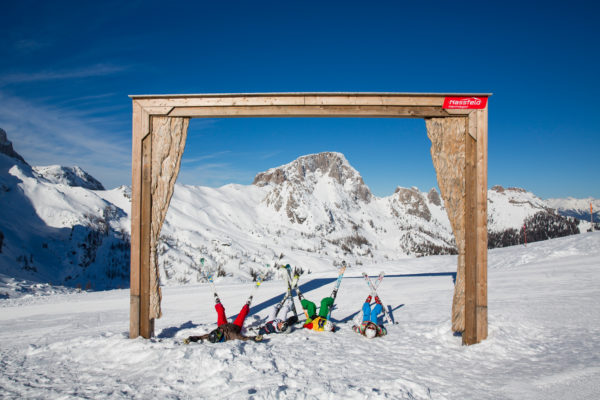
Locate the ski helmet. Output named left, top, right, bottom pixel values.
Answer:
left=324, top=320, right=334, bottom=332
left=365, top=324, right=377, bottom=339
left=208, top=328, right=224, bottom=343
left=278, top=321, right=288, bottom=332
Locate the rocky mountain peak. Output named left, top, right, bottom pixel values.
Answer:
left=0, top=128, right=28, bottom=165
left=255, top=152, right=352, bottom=183
left=252, top=152, right=373, bottom=225
left=253, top=152, right=372, bottom=203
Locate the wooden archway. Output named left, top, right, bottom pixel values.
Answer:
left=129, top=93, right=490, bottom=345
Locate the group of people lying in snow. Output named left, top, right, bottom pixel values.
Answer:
left=184, top=274, right=387, bottom=344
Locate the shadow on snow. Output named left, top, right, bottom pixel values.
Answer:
left=158, top=271, right=455, bottom=338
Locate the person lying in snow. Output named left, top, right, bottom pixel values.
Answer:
left=300, top=296, right=335, bottom=332
left=255, top=297, right=298, bottom=335
left=353, top=295, right=387, bottom=339
left=184, top=299, right=263, bottom=344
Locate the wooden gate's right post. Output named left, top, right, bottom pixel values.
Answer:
left=464, top=106, right=489, bottom=345
left=476, top=106, right=489, bottom=342
left=464, top=115, right=478, bottom=345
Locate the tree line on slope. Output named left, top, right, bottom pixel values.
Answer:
left=487, top=211, right=580, bottom=249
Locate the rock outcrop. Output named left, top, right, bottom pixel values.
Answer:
left=0, top=128, right=28, bottom=165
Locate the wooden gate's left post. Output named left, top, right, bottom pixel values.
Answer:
left=130, top=102, right=154, bottom=339
left=130, top=101, right=142, bottom=338
left=140, top=132, right=152, bottom=338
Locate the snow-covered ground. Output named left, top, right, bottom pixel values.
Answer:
left=1, top=233, right=599, bottom=399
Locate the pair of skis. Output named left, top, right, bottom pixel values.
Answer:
left=279, top=264, right=300, bottom=319
left=291, top=261, right=347, bottom=320
left=266, top=262, right=301, bottom=321
left=273, top=260, right=347, bottom=321
left=361, top=272, right=395, bottom=325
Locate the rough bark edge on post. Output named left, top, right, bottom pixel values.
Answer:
left=149, top=116, right=189, bottom=320
left=425, top=117, right=467, bottom=333
left=475, top=107, right=488, bottom=342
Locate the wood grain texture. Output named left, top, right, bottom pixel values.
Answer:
left=426, top=117, right=467, bottom=334
left=140, top=134, right=152, bottom=338
left=464, top=128, right=477, bottom=345
left=476, top=107, right=489, bottom=341
left=129, top=101, right=142, bottom=338
left=133, top=93, right=451, bottom=108
left=167, top=105, right=451, bottom=118
left=149, top=116, right=189, bottom=321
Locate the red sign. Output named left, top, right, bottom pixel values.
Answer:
left=443, top=97, right=488, bottom=109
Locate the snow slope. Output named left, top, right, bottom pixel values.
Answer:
left=0, top=151, right=130, bottom=294
left=1, top=232, right=598, bottom=399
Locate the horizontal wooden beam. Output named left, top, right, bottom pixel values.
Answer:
left=167, top=105, right=456, bottom=118
left=135, top=95, right=450, bottom=108
left=130, top=92, right=492, bottom=100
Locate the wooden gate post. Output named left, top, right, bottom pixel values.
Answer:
left=463, top=107, right=488, bottom=345
left=476, top=107, right=488, bottom=342
left=130, top=101, right=153, bottom=339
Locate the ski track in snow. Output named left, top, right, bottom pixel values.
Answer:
left=1, top=233, right=600, bottom=399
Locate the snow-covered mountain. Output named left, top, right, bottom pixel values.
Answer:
left=0, top=130, right=130, bottom=297
left=0, top=129, right=588, bottom=297
left=546, top=196, right=600, bottom=227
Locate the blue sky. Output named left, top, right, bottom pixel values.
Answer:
left=1, top=0, right=598, bottom=198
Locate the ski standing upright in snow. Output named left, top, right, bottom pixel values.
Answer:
left=353, top=271, right=384, bottom=325
left=281, top=264, right=299, bottom=320
left=362, top=272, right=395, bottom=325
left=327, top=261, right=347, bottom=319
left=290, top=271, right=311, bottom=320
